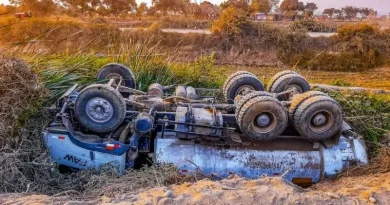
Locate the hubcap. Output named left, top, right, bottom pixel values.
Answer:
left=313, top=113, right=326, bottom=126
left=85, top=97, right=114, bottom=123
left=309, top=110, right=334, bottom=133
left=252, top=112, right=277, bottom=133
left=256, top=114, right=270, bottom=127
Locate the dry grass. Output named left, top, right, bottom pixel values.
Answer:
left=0, top=58, right=43, bottom=147
left=0, top=110, right=198, bottom=197
left=219, top=65, right=390, bottom=90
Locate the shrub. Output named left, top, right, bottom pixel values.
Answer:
left=328, top=91, right=390, bottom=143
left=211, top=7, right=248, bottom=37
left=159, top=16, right=211, bottom=29
left=278, top=23, right=390, bottom=71
left=290, top=20, right=338, bottom=32
left=0, top=58, right=43, bottom=147
left=0, top=18, right=120, bottom=53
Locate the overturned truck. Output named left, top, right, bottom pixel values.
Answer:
left=42, top=64, right=368, bottom=186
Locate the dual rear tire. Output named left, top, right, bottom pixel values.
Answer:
left=268, top=70, right=310, bottom=101
left=236, top=93, right=288, bottom=141
left=223, top=71, right=265, bottom=104
left=288, top=91, right=343, bottom=140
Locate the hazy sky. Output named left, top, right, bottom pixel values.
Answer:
left=1, top=0, right=389, bottom=15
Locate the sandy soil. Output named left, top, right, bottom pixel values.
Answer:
left=2, top=173, right=389, bottom=205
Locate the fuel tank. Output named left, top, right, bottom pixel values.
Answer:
left=175, top=107, right=223, bottom=139
left=154, top=132, right=368, bottom=185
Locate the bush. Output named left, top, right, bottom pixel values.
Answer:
left=159, top=16, right=211, bottom=29
left=211, top=7, right=249, bottom=37
left=290, top=20, right=338, bottom=32
left=278, top=23, right=390, bottom=71
left=0, top=58, right=43, bottom=147
left=0, top=18, right=120, bottom=53
left=327, top=91, right=390, bottom=143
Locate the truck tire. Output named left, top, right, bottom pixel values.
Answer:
left=97, top=63, right=136, bottom=88
left=267, top=70, right=297, bottom=91
left=75, top=84, right=126, bottom=133
left=293, top=95, right=343, bottom=140
left=288, top=91, right=328, bottom=125
left=222, top=71, right=255, bottom=99
left=224, top=74, right=264, bottom=104
left=237, top=96, right=288, bottom=141
left=235, top=91, right=273, bottom=119
left=269, top=73, right=310, bottom=101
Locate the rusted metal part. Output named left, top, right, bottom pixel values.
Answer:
left=124, top=99, right=146, bottom=108
left=116, top=85, right=146, bottom=95
left=177, top=103, right=236, bottom=112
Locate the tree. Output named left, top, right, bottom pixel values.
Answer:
left=152, top=0, right=186, bottom=15
left=211, top=6, right=247, bottom=36
left=136, top=2, right=148, bottom=20
left=342, top=5, right=359, bottom=21
left=322, top=8, right=335, bottom=19
left=199, top=1, right=220, bottom=19
left=249, top=0, right=271, bottom=14
left=220, top=0, right=250, bottom=12
left=59, top=0, right=96, bottom=16
left=269, top=0, right=280, bottom=11
left=303, top=2, right=317, bottom=17
left=183, top=2, right=200, bottom=16
left=358, top=7, right=375, bottom=19
left=0, top=4, right=16, bottom=15
left=9, top=0, right=57, bottom=16
left=304, top=2, right=317, bottom=11
left=103, top=0, right=137, bottom=18
left=280, top=0, right=303, bottom=18
left=280, top=0, right=299, bottom=12
left=334, top=9, right=343, bottom=20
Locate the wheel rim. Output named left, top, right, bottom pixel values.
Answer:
left=252, top=112, right=277, bottom=134
left=85, top=97, right=114, bottom=123
left=106, top=73, right=125, bottom=86
left=284, top=84, right=303, bottom=101
left=308, top=110, right=334, bottom=133
left=235, top=85, right=255, bottom=97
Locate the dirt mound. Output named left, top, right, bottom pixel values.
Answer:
left=3, top=173, right=390, bottom=205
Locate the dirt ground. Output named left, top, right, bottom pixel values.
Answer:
left=1, top=173, right=389, bottom=205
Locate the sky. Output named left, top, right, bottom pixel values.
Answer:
left=1, top=0, right=389, bottom=15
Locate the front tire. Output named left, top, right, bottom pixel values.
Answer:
left=75, top=84, right=126, bottom=133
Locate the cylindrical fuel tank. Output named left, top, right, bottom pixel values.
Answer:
left=186, top=86, right=198, bottom=99
left=148, top=83, right=164, bottom=97
left=154, top=134, right=368, bottom=185
left=175, top=86, right=187, bottom=97
left=175, top=107, right=223, bottom=139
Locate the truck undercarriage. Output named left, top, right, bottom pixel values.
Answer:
left=42, top=63, right=368, bottom=186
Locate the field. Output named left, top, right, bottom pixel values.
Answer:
left=222, top=65, right=390, bottom=90
left=1, top=11, right=390, bottom=205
